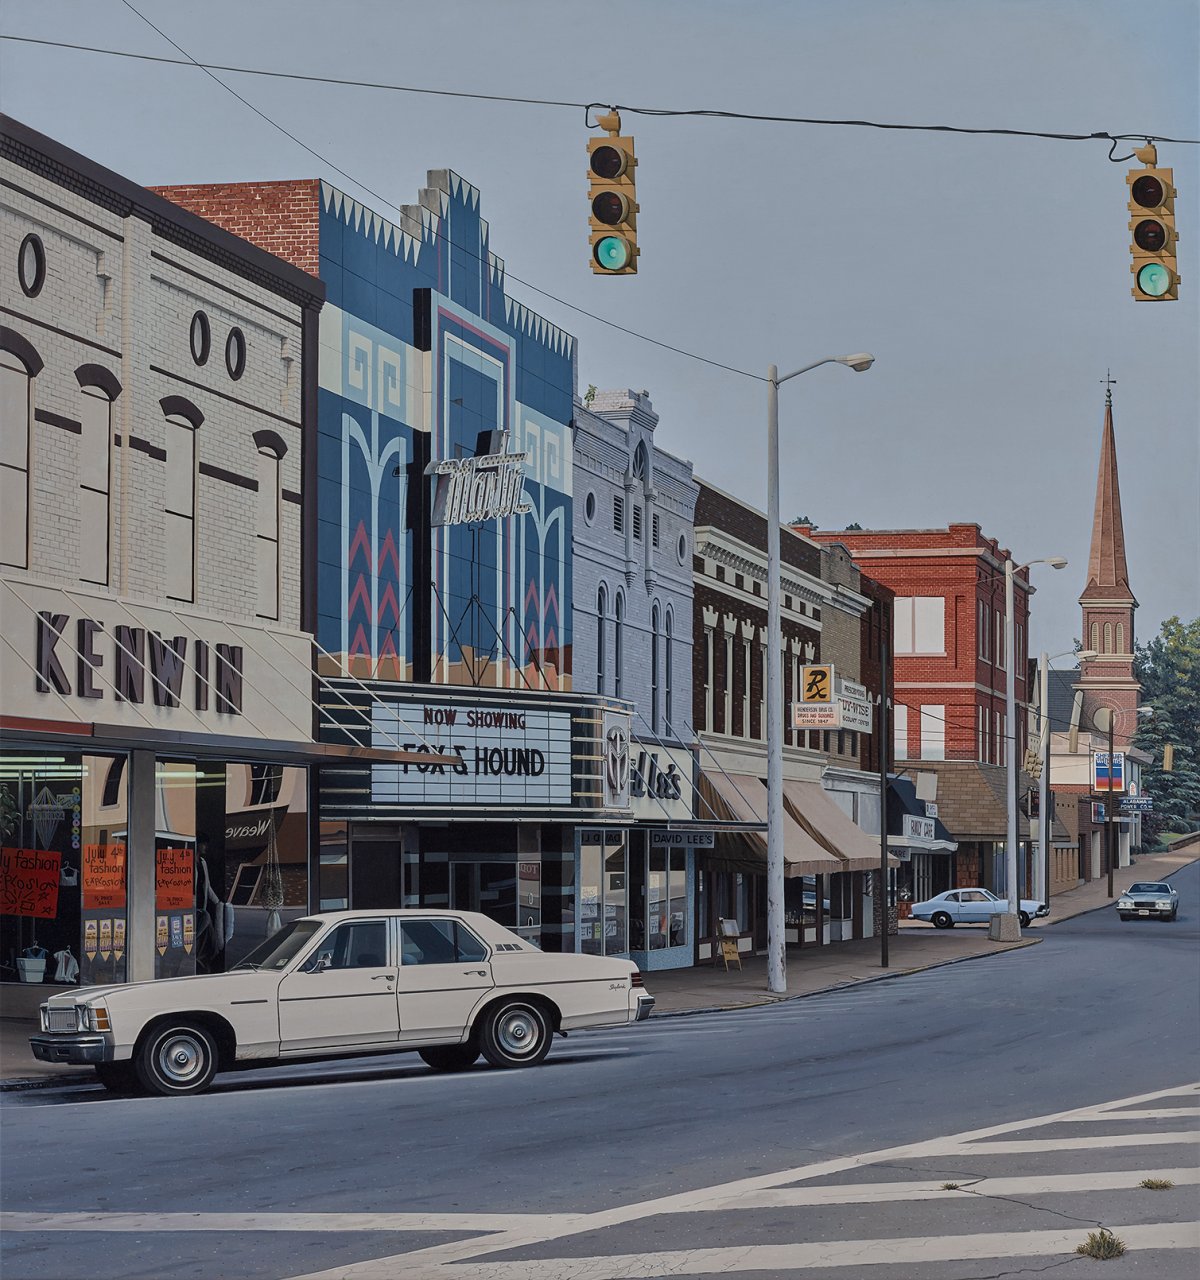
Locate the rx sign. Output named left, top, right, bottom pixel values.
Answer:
left=800, top=665, right=834, bottom=704
left=1092, top=751, right=1126, bottom=794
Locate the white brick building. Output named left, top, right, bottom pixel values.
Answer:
left=0, top=117, right=324, bottom=993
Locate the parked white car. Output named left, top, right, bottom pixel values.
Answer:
left=910, top=888, right=1050, bottom=929
left=30, top=910, right=655, bottom=1096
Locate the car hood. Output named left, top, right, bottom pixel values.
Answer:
left=1121, top=889, right=1173, bottom=900
left=42, top=970, right=264, bottom=1007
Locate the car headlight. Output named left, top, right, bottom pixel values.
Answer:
left=1155, top=901, right=1171, bottom=910
left=1117, top=899, right=1133, bottom=909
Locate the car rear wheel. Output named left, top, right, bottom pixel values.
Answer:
left=479, top=999, right=551, bottom=1068
left=1019, top=911, right=1031, bottom=929
left=94, top=1062, right=139, bottom=1094
left=135, top=1021, right=218, bottom=1096
left=419, top=1043, right=480, bottom=1072
left=931, top=911, right=953, bottom=929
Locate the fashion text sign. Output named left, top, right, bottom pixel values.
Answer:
left=155, top=846, right=195, bottom=911
left=0, top=847, right=61, bottom=918
left=83, top=843, right=126, bottom=910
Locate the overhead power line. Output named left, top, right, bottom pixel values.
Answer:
left=93, top=4, right=763, bottom=382
left=2, top=33, right=1197, bottom=147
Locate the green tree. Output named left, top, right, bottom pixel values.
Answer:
left=1133, top=616, right=1200, bottom=842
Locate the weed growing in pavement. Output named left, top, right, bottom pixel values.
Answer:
left=940, top=1182, right=961, bottom=1190
left=1075, top=1228, right=1126, bottom=1259
left=1139, top=1177, right=1174, bottom=1190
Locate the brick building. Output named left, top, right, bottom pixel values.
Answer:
left=691, top=482, right=888, bottom=960
left=806, top=521, right=1045, bottom=899
left=1, top=116, right=325, bottom=994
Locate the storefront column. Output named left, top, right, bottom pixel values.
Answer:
left=126, top=751, right=157, bottom=983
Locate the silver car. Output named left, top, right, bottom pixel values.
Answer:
left=1116, top=882, right=1179, bottom=921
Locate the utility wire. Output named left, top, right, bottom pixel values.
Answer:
left=97, top=4, right=762, bottom=382
left=4, top=32, right=1198, bottom=146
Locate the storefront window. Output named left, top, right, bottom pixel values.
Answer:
left=155, top=761, right=197, bottom=980
left=578, top=830, right=627, bottom=956
left=1, top=750, right=127, bottom=987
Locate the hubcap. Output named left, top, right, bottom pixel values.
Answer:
left=157, top=1033, right=206, bottom=1084
left=496, top=1008, right=540, bottom=1057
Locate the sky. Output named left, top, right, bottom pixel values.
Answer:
left=2, top=0, right=1197, bottom=663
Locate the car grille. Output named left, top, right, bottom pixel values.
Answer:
left=47, top=1009, right=79, bottom=1033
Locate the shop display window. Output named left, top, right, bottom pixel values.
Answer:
left=1, top=751, right=127, bottom=986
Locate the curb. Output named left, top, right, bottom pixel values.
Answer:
left=649, top=935, right=1043, bottom=1020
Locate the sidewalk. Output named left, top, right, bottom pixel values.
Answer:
left=2, top=848, right=1194, bottom=1090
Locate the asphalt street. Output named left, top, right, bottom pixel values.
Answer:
left=2, top=863, right=1197, bottom=1280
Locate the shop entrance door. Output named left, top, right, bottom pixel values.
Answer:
left=351, top=836, right=403, bottom=909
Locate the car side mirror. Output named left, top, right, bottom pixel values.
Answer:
left=302, top=954, right=331, bottom=974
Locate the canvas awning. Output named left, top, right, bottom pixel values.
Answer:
left=783, top=779, right=897, bottom=872
left=697, top=771, right=844, bottom=877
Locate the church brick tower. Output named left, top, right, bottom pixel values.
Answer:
left=1076, top=387, right=1141, bottom=745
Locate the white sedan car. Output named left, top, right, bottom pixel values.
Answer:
left=30, top=910, right=654, bottom=1096
left=910, top=888, right=1050, bottom=929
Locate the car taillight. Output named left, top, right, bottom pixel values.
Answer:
left=631, top=971, right=644, bottom=988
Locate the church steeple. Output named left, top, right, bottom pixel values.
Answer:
left=1077, top=382, right=1140, bottom=744
left=1081, top=386, right=1136, bottom=605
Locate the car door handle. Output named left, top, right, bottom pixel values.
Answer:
left=371, top=973, right=396, bottom=981
left=463, top=969, right=488, bottom=977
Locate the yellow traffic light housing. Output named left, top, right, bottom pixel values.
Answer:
left=1127, top=144, right=1179, bottom=301
left=588, top=111, right=639, bottom=275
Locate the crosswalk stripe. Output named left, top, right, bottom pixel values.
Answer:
left=0, top=1211, right=584, bottom=1234
left=703, top=1166, right=1200, bottom=1209
left=341, top=1223, right=1199, bottom=1279
left=1062, top=1107, right=1199, bottom=1121
left=952, top=1131, right=1196, bottom=1153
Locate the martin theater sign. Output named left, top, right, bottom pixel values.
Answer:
left=1, top=578, right=314, bottom=744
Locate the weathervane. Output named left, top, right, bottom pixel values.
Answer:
left=1101, top=369, right=1117, bottom=406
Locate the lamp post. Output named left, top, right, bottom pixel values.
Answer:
left=1003, top=555, right=1067, bottom=938
left=1036, top=648, right=1097, bottom=908
left=766, top=353, right=874, bottom=994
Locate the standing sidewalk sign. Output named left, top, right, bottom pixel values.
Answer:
left=1092, top=751, right=1126, bottom=794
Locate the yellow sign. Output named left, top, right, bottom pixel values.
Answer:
left=720, top=937, right=742, bottom=971
left=801, top=664, right=834, bottom=704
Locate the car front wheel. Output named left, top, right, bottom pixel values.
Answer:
left=1019, top=911, right=1031, bottom=929
left=479, top=999, right=551, bottom=1068
left=135, top=1021, right=218, bottom=1097
left=931, top=911, right=953, bottom=929
left=1119, top=914, right=1131, bottom=921
left=419, top=1043, right=480, bottom=1072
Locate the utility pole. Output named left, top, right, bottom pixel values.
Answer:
left=879, top=635, right=890, bottom=969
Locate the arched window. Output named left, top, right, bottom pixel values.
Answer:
left=0, top=328, right=43, bottom=570
left=596, top=584, right=608, bottom=694
left=1090, top=621, right=1099, bottom=653
left=614, top=590, right=624, bottom=699
left=664, top=608, right=674, bottom=735
left=633, top=441, right=649, bottom=481
left=651, top=603, right=661, bottom=733
left=1104, top=622, right=1113, bottom=654
left=75, top=366, right=121, bottom=587
left=1116, top=622, right=1125, bottom=654
left=161, top=398, right=202, bottom=603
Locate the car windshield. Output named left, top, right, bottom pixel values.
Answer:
left=1128, top=883, right=1169, bottom=894
left=979, top=890, right=1000, bottom=901
left=232, top=919, right=322, bottom=971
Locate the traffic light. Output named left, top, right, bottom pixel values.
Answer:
left=1127, top=144, right=1179, bottom=301
left=588, top=111, right=638, bottom=275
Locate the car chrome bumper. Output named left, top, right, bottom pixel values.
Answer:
left=29, top=1033, right=111, bottom=1065
left=634, top=994, right=655, bottom=1021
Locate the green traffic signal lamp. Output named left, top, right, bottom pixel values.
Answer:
left=1127, top=144, right=1179, bottom=301
left=587, top=111, right=639, bottom=275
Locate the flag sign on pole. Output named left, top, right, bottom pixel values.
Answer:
left=1092, top=751, right=1126, bottom=794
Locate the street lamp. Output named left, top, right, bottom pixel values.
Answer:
left=1036, top=648, right=1098, bottom=908
left=1003, top=555, right=1067, bottom=939
left=765, top=353, right=875, bottom=994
